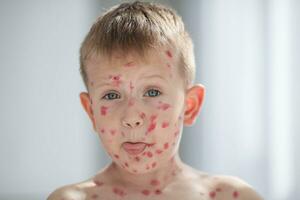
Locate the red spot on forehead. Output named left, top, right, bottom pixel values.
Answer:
left=233, top=191, right=239, bottom=198
left=109, top=75, right=122, bottom=87
left=166, top=50, right=173, bottom=58
left=142, top=189, right=150, bottom=196
left=100, top=106, right=108, bottom=116
left=209, top=191, right=216, bottom=198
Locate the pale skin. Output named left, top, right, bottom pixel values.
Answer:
left=47, top=47, right=264, bottom=200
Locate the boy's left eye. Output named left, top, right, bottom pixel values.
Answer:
left=144, top=89, right=161, bottom=97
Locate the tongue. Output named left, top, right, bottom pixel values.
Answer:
left=123, top=142, right=147, bottom=155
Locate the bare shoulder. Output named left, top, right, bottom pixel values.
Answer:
left=47, top=183, right=87, bottom=200
left=205, top=175, right=264, bottom=200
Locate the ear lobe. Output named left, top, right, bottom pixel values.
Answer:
left=79, top=92, right=96, bottom=131
left=184, top=84, right=205, bottom=126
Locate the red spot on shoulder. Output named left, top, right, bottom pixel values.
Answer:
left=233, top=190, right=239, bottom=198
left=142, top=189, right=150, bottom=196
left=209, top=191, right=216, bottom=198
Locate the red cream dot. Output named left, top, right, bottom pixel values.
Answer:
left=142, top=189, right=150, bottom=196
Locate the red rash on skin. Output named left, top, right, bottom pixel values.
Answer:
left=151, top=162, right=157, bottom=168
left=100, top=106, right=108, bottom=116
left=146, top=151, right=153, bottom=158
left=157, top=101, right=171, bottom=111
left=147, top=122, right=156, bottom=133
left=150, top=179, right=160, bottom=186
left=209, top=191, right=216, bottom=198
left=155, top=149, right=163, bottom=154
left=109, top=75, right=122, bottom=87
left=94, top=180, right=104, bottom=187
left=233, top=191, right=239, bottom=198
left=124, top=61, right=135, bottom=67
left=113, top=187, right=126, bottom=197
left=166, top=50, right=173, bottom=58
left=142, top=189, right=151, bottom=196
left=110, top=129, right=116, bottom=136
left=155, top=189, right=162, bottom=195
left=114, top=154, right=119, bottom=159
left=164, top=143, right=169, bottom=149
left=162, top=121, right=169, bottom=128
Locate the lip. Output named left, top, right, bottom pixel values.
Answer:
left=122, top=142, right=154, bottom=155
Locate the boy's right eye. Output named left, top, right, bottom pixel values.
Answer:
left=102, top=92, right=121, bottom=100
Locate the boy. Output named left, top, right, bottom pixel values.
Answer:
left=48, top=1, right=263, bottom=200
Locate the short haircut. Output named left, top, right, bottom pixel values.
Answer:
left=79, top=1, right=195, bottom=91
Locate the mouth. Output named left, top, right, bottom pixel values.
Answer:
left=122, top=142, right=154, bottom=156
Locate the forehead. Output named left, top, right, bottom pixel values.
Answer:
left=85, top=48, right=180, bottom=81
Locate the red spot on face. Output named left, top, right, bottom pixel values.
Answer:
left=152, top=162, right=157, bottom=168
left=135, top=156, right=140, bottom=162
left=164, top=143, right=169, bottom=149
left=162, top=121, right=169, bottom=128
left=124, top=61, right=135, bottom=67
left=150, top=115, right=157, bottom=122
left=150, top=179, right=160, bottom=186
left=109, top=75, right=122, bottom=87
left=100, top=106, right=108, bottom=116
left=94, top=180, right=104, bottom=187
left=91, top=194, right=98, bottom=199
left=125, top=162, right=129, bottom=167
left=155, top=149, right=163, bottom=154
left=133, top=169, right=138, bottom=173
left=113, top=187, right=126, bottom=197
left=114, top=154, right=119, bottom=159
left=157, top=101, right=171, bottom=111
left=140, top=112, right=146, bottom=119
left=147, top=151, right=153, bottom=158
left=216, top=188, right=222, bottom=192
left=147, top=122, right=156, bottom=133
left=142, top=189, right=150, bottom=196
left=209, top=191, right=216, bottom=198
left=110, top=129, right=116, bottom=136
left=166, top=50, right=173, bottom=58
left=128, top=99, right=135, bottom=106
left=146, top=165, right=150, bottom=170
left=155, top=189, right=162, bottom=195
left=233, top=191, right=239, bottom=198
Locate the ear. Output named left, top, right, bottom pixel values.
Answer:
left=79, top=92, right=96, bottom=131
left=184, top=84, right=205, bottom=126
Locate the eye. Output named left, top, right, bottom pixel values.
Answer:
left=102, top=92, right=121, bottom=100
left=144, top=89, right=161, bottom=97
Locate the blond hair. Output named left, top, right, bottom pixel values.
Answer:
left=79, top=1, right=195, bottom=91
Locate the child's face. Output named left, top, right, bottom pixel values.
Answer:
left=82, top=48, right=187, bottom=174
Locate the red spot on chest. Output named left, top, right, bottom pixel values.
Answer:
left=100, top=106, right=108, bottom=116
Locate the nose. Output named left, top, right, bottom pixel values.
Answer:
left=122, top=117, right=143, bottom=128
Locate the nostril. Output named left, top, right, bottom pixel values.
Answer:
left=126, top=123, right=132, bottom=128
left=136, top=122, right=140, bottom=126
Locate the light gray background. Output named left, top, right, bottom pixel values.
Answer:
left=0, top=0, right=299, bottom=200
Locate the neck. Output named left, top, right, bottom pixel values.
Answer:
left=107, top=153, right=184, bottom=190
